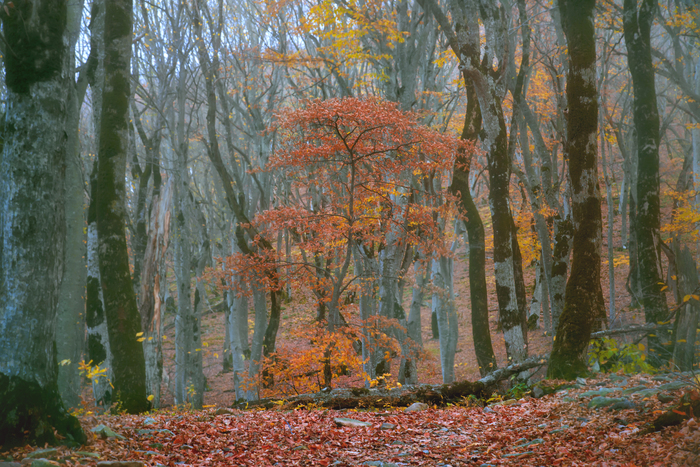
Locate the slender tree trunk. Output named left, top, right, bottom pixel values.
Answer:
left=355, top=248, right=379, bottom=387
left=624, top=0, right=671, bottom=367
left=446, top=32, right=498, bottom=378
left=96, top=0, right=149, bottom=413
left=86, top=163, right=113, bottom=408
left=672, top=244, right=699, bottom=371
left=0, top=0, right=85, bottom=446
left=85, top=0, right=113, bottom=410
left=432, top=256, right=458, bottom=383
left=138, top=180, right=172, bottom=408
left=227, top=257, right=249, bottom=400
left=550, top=215, right=573, bottom=334
left=400, top=260, right=427, bottom=385
left=548, top=0, right=605, bottom=380
left=247, top=284, right=268, bottom=400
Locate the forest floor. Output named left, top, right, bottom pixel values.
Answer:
left=2, top=372, right=700, bottom=466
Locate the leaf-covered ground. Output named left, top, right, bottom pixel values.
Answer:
left=3, top=373, right=699, bottom=466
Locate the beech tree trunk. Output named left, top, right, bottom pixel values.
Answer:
left=548, top=0, right=606, bottom=380
left=85, top=0, right=114, bottom=409
left=56, top=0, right=88, bottom=409
left=95, top=0, right=149, bottom=413
left=624, top=0, right=671, bottom=367
left=86, top=163, right=113, bottom=408
left=452, top=79, right=498, bottom=377
left=0, top=0, right=85, bottom=447
left=138, top=180, right=172, bottom=409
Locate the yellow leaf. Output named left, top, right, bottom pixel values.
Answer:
left=136, top=332, right=144, bottom=337
left=684, top=295, right=691, bottom=302
left=59, top=359, right=71, bottom=366
left=638, top=343, right=645, bottom=351
left=692, top=295, right=699, bottom=301
left=137, top=337, right=146, bottom=342
left=678, top=339, right=687, bottom=343
left=147, top=394, right=155, bottom=402
left=660, top=286, right=668, bottom=291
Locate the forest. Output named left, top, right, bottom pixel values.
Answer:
left=1, top=0, right=700, bottom=465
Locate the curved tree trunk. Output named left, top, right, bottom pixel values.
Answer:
left=548, top=0, right=605, bottom=380
left=96, top=0, right=149, bottom=414
left=0, top=0, right=85, bottom=447
left=624, top=0, right=671, bottom=367
left=451, top=83, right=498, bottom=376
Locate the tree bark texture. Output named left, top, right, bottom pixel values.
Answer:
left=548, top=0, right=605, bottom=380
left=671, top=244, right=699, bottom=371
left=95, top=0, right=149, bottom=414
left=624, top=0, right=671, bottom=367
left=56, top=0, right=88, bottom=409
left=86, top=163, right=114, bottom=408
left=0, top=0, right=85, bottom=447
left=451, top=77, right=498, bottom=377
left=139, top=179, right=173, bottom=408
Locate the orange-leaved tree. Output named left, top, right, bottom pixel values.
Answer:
left=226, top=97, right=465, bottom=392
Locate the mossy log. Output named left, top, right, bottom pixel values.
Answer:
left=648, top=389, right=700, bottom=433
left=232, top=355, right=548, bottom=410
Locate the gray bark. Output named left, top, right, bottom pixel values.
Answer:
left=672, top=244, right=699, bottom=371
left=138, top=179, right=173, bottom=408
left=432, top=255, right=458, bottom=384
left=56, top=0, right=88, bottom=409
left=0, top=0, right=85, bottom=446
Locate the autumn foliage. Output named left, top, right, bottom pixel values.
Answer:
left=216, top=97, right=467, bottom=391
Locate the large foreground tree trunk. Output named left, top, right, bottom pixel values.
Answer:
left=624, top=0, right=671, bottom=367
left=0, top=0, right=86, bottom=447
left=548, top=0, right=605, bottom=380
left=96, top=0, right=149, bottom=414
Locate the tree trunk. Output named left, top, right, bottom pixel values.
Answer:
left=548, top=0, right=605, bottom=380
left=671, top=244, right=699, bottom=371
left=96, top=0, right=149, bottom=413
left=624, top=0, right=671, bottom=367
left=432, top=256, right=458, bottom=383
left=450, top=80, right=498, bottom=377
left=227, top=257, right=249, bottom=401
left=550, top=215, right=573, bottom=334
left=138, top=179, right=172, bottom=409
left=0, top=0, right=85, bottom=447
left=86, top=163, right=113, bottom=408
left=56, top=0, right=88, bottom=409
left=247, top=284, right=268, bottom=401
left=400, top=260, right=427, bottom=385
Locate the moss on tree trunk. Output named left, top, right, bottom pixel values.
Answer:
left=624, top=0, right=671, bottom=367
left=96, top=0, right=149, bottom=414
left=548, top=0, right=605, bottom=380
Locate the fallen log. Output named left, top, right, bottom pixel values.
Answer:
left=590, top=323, right=672, bottom=339
left=231, top=354, right=549, bottom=410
